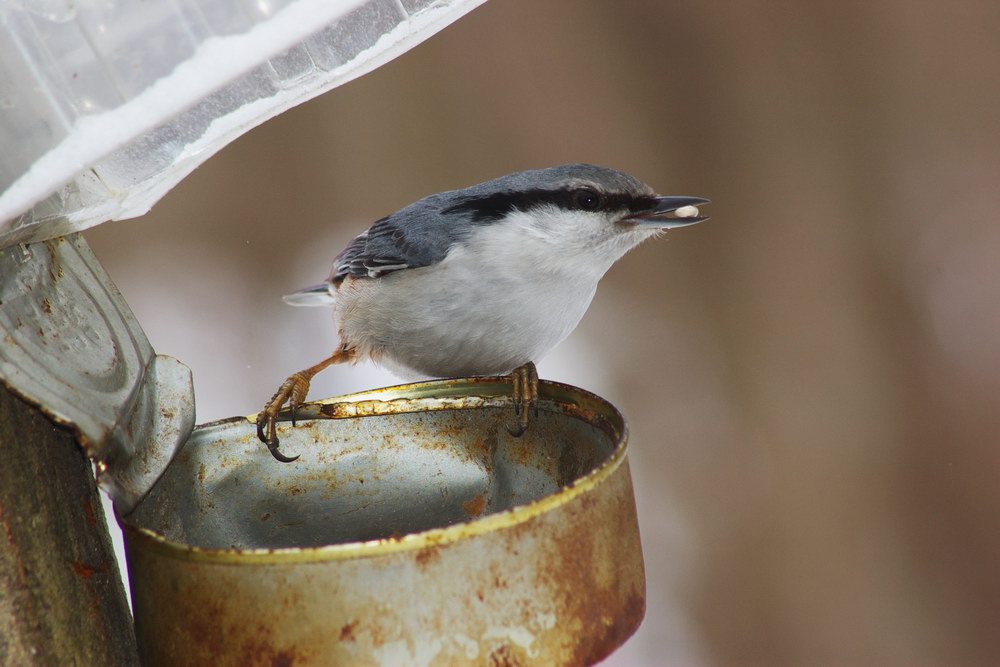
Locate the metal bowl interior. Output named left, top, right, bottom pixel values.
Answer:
left=119, top=379, right=644, bottom=666
left=122, top=378, right=626, bottom=558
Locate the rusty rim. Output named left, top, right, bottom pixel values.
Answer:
left=119, top=378, right=628, bottom=565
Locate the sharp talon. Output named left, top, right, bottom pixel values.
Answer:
left=506, top=421, right=527, bottom=437
left=268, top=441, right=299, bottom=463
left=257, top=347, right=355, bottom=462
left=257, top=412, right=297, bottom=462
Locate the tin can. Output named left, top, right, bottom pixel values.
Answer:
left=120, top=378, right=645, bottom=666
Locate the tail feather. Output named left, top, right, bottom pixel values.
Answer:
left=282, top=283, right=335, bottom=307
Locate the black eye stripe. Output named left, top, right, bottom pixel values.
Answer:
left=443, top=188, right=656, bottom=223
left=572, top=188, right=601, bottom=210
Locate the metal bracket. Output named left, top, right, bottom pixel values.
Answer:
left=0, top=233, right=194, bottom=512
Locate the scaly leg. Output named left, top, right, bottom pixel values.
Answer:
left=257, top=345, right=356, bottom=462
left=507, top=361, right=539, bottom=437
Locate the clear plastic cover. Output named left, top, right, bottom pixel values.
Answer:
left=0, top=0, right=486, bottom=247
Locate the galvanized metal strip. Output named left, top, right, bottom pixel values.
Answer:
left=0, top=234, right=194, bottom=511
left=262, top=377, right=623, bottom=439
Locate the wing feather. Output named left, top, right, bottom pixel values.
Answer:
left=329, top=196, right=466, bottom=283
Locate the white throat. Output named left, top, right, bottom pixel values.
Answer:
left=466, top=207, right=655, bottom=283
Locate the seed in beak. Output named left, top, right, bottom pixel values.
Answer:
left=673, top=205, right=700, bottom=218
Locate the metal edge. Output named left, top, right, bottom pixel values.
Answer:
left=251, top=376, right=623, bottom=438
left=0, top=234, right=181, bottom=460
left=119, top=378, right=629, bottom=566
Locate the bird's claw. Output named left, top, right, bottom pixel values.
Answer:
left=256, top=372, right=311, bottom=463
left=506, top=362, right=539, bottom=437
left=267, top=439, right=300, bottom=464
left=255, top=347, right=355, bottom=463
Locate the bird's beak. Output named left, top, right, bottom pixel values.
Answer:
left=624, top=195, right=711, bottom=228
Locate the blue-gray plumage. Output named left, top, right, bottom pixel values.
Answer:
left=330, top=164, right=666, bottom=282
left=259, top=164, right=708, bottom=461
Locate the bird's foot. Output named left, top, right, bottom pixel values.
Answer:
left=257, top=371, right=313, bottom=463
left=256, top=346, right=357, bottom=463
left=507, top=361, right=539, bottom=437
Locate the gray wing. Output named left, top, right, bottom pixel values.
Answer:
left=329, top=193, right=469, bottom=284
left=327, top=165, right=618, bottom=284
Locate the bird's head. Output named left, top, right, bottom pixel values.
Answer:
left=442, top=164, right=709, bottom=276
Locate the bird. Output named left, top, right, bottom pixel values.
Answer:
left=257, top=164, right=708, bottom=462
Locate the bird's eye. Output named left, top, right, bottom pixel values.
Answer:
left=572, top=188, right=602, bottom=211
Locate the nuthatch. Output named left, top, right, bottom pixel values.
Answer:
left=258, top=164, right=709, bottom=461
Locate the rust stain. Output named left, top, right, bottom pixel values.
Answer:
left=44, top=242, right=64, bottom=281
left=260, top=513, right=273, bottom=522
left=488, top=643, right=525, bottom=667
left=571, top=592, right=645, bottom=666
left=470, top=433, right=498, bottom=463
left=431, top=425, right=465, bottom=441
left=41, top=297, right=51, bottom=314
left=237, top=636, right=303, bottom=667
left=421, top=439, right=448, bottom=450
left=71, top=562, right=92, bottom=578
left=338, top=620, right=358, bottom=642
left=0, top=503, right=15, bottom=546
left=415, top=546, right=440, bottom=567
left=198, top=464, right=206, bottom=483
left=462, top=494, right=486, bottom=517
left=178, top=597, right=225, bottom=655
left=80, top=496, right=97, bottom=529
left=318, top=403, right=352, bottom=418
left=168, top=592, right=310, bottom=666
left=509, top=439, right=532, bottom=467
left=70, top=559, right=110, bottom=579
left=527, top=471, right=646, bottom=666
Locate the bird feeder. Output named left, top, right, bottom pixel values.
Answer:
left=123, top=379, right=644, bottom=665
left=0, top=1, right=647, bottom=664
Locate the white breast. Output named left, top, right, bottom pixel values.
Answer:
left=336, top=214, right=617, bottom=379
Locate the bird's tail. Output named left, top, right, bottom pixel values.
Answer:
left=282, top=283, right=335, bottom=307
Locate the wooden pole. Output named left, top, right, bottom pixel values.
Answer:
left=0, top=386, right=139, bottom=666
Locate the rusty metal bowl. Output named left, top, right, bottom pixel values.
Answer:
left=119, top=378, right=645, bottom=666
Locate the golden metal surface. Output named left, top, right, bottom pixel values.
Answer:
left=122, top=379, right=645, bottom=666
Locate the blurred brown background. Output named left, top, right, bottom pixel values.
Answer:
left=87, top=1, right=1000, bottom=665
